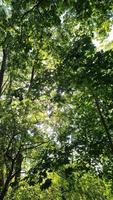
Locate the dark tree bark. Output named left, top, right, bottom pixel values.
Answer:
left=13, top=152, right=23, bottom=189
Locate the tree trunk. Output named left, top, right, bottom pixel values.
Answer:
left=0, top=159, right=14, bottom=200
left=0, top=49, right=7, bottom=96
left=92, top=92, right=113, bottom=154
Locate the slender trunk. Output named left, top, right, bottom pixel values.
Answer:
left=28, top=65, right=35, bottom=93
left=0, top=166, right=4, bottom=189
left=0, top=49, right=8, bottom=197
left=92, top=92, right=113, bottom=154
left=0, top=49, right=7, bottom=96
left=0, top=160, right=14, bottom=200
left=13, top=152, right=23, bottom=189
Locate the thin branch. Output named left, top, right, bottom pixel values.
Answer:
left=0, top=76, right=9, bottom=96
left=21, top=0, right=42, bottom=21
left=22, top=141, right=48, bottom=151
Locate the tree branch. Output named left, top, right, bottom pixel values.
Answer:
left=21, top=0, right=42, bottom=21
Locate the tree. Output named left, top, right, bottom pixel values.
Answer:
left=0, top=0, right=63, bottom=199
left=0, top=0, right=113, bottom=199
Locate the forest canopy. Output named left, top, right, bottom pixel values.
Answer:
left=0, top=0, right=113, bottom=199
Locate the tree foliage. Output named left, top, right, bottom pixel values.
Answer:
left=0, top=0, right=113, bottom=199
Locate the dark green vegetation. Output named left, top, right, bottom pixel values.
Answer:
left=0, top=0, right=113, bottom=199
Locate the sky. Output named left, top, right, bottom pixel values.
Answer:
left=0, top=0, right=2, bottom=5
left=108, top=27, right=113, bottom=42
left=92, top=26, right=113, bottom=50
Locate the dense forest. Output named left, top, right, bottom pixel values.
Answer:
left=1, top=0, right=113, bottom=199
